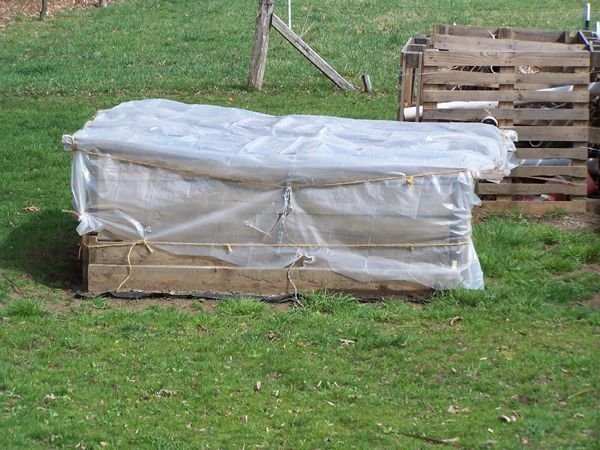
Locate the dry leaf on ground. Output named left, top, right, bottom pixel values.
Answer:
left=449, top=316, right=462, bottom=326
left=155, top=389, right=177, bottom=397
left=448, top=404, right=469, bottom=414
left=266, top=331, right=279, bottom=341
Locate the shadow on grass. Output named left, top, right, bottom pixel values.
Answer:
left=0, top=209, right=81, bottom=290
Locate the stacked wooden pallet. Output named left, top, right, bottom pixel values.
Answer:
left=398, top=25, right=595, bottom=213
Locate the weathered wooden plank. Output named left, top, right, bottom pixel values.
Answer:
left=571, top=66, right=590, bottom=163
left=422, top=65, right=439, bottom=114
left=586, top=198, right=600, bottom=214
left=93, top=244, right=234, bottom=266
left=433, top=24, right=572, bottom=43
left=494, top=37, right=514, bottom=203
left=88, top=234, right=98, bottom=265
left=432, top=34, right=586, bottom=52
left=510, top=166, right=588, bottom=177
left=414, top=34, right=429, bottom=45
left=362, top=74, right=372, bottom=93
left=421, top=71, right=590, bottom=86
left=414, top=52, right=424, bottom=122
left=433, top=24, right=492, bottom=38
left=423, top=50, right=589, bottom=67
left=81, top=235, right=91, bottom=287
left=86, top=264, right=427, bottom=295
left=477, top=182, right=585, bottom=195
left=403, top=51, right=424, bottom=68
left=514, top=147, right=587, bottom=160
left=247, top=0, right=275, bottom=90
left=271, top=13, right=356, bottom=90
left=397, top=52, right=412, bottom=120
left=510, top=28, right=574, bottom=44
left=423, top=108, right=589, bottom=122
left=510, top=126, right=588, bottom=142
left=480, top=200, right=587, bottom=214
left=401, top=37, right=425, bottom=68
left=421, top=90, right=589, bottom=103
left=590, top=127, right=600, bottom=145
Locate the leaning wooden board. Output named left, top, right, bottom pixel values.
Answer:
left=398, top=24, right=594, bottom=213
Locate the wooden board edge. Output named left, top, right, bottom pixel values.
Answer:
left=479, top=200, right=587, bottom=214
left=86, top=264, right=431, bottom=297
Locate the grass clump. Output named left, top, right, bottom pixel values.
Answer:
left=3, top=299, right=46, bottom=318
left=216, top=298, right=268, bottom=317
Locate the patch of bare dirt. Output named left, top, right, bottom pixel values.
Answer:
left=0, top=0, right=103, bottom=27
left=570, top=264, right=600, bottom=309
left=535, top=212, right=600, bottom=232
left=578, top=294, right=600, bottom=309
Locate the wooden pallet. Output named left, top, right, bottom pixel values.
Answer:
left=82, top=234, right=428, bottom=296
left=398, top=25, right=592, bottom=213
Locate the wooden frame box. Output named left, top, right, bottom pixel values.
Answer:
left=398, top=25, right=595, bottom=213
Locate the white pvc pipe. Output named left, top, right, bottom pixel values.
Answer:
left=585, top=3, right=591, bottom=29
left=288, top=0, right=292, bottom=29
left=402, top=83, right=600, bottom=120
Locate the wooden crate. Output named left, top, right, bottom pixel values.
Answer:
left=398, top=25, right=592, bottom=213
left=82, top=233, right=428, bottom=297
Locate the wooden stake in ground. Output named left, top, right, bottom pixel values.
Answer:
left=361, top=74, right=372, bottom=93
left=248, top=0, right=356, bottom=91
left=248, top=0, right=275, bottom=90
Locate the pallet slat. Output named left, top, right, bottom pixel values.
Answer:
left=423, top=50, right=589, bottom=67
left=514, top=147, right=587, bottom=160
left=421, top=90, right=589, bottom=103
left=432, top=34, right=586, bottom=52
left=510, top=126, right=588, bottom=142
left=590, top=127, right=600, bottom=145
left=421, top=71, right=590, bottom=87
left=480, top=200, right=587, bottom=213
left=509, top=166, right=587, bottom=177
left=423, top=108, right=589, bottom=122
left=433, top=24, right=574, bottom=43
left=423, top=50, right=590, bottom=67
left=477, top=182, right=585, bottom=195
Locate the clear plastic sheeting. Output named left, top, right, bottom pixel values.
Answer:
left=62, top=99, right=516, bottom=290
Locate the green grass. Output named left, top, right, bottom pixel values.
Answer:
left=0, top=0, right=599, bottom=448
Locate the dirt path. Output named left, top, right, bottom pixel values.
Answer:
left=0, top=0, right=102, bottom=27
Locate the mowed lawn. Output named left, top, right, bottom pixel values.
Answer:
left=0, top=0, right=599, bottom=448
